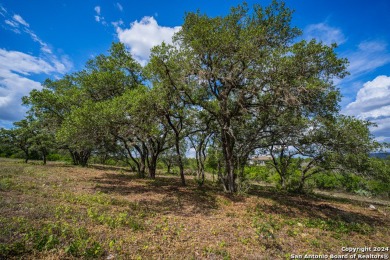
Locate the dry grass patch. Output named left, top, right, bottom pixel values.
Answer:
left=0, top=158, right=389, bottom=259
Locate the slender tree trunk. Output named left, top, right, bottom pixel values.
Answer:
left=42, top=148, right=47, bottom=165
left=43, top=154, right=47, bottom=165
left=165, top=115, right=185, bottom=186
left=23, top=149, right=29, bottom=163
left=140, top=142, right=148, bottom=177
left=175, top=139, right=185, bottom=186
left=196, top=148, right=205, bottom=186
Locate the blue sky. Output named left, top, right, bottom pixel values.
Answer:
left=1, top=0, right=389, bottom=142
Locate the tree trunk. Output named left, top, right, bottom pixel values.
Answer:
left=69, top=150, right=90, bottom=167
left=42, top=148, right=47, bottom=165
left=196, top=148, right=205, bottom=186
left=166, top=115, right=185, bottom=186
left=147, top=155, right=158, bottom=179
left=221, top=127, right=236, bottom=193
left=175, top=137, right=185, bottom=186
left=23, top=149, right=29, bottom=163
left=79, top=150, right=90, bottom=167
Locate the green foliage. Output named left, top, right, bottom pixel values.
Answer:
left=311, top=172, right=342, bottom=190
left=46, top=153, right=64, bottom=161
left=244, top=166, right=271, bottom=182
left=0, top=219, right=105, bottom=258
left=0, top=177, right=15, bottom=191
left=87, top=208, right=143, bottom=230
left=304, top=218, right=373, bottom=235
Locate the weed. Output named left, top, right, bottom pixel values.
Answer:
left=203, top=246, right=231, bottom=259
left=0, top=177, right=15, bottom=191
left=304, top=218, right=373, bottom=235
left=0, top=159, right=387, bottom=259
left=87, top=208, right=143, bottom=230
left=0, top=241, right=27, bottom=256
left=287, top=228, right=299, bottom=237
left=239, top=237, right=250, bottom=245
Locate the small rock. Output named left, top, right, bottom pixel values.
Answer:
left=106, top=254, right=115, bottom=260
left=368, top=204, right=376, bottom=210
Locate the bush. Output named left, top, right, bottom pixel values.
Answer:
left=340, top=173, right=365, bottom=192
left=244, top=165, right=271, bottom=182
left=46, top=153, right=62, bottom=161
left=366, top=180, right=390, bottom=197
left=312, top=173, right=342, bottom=190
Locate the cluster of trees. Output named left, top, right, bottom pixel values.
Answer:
left=0, top=1, right=383, bottom=193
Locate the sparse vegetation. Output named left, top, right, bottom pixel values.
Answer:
left=1, top=158, right=389, bottom=259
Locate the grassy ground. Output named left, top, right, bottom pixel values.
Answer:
left=0, top=158, right=389, bottom=259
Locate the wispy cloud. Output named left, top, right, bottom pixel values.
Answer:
left=3, top=11, right=54, bottom=54
left=346, top=40, right=390, bottom=79
left=12, top=14, right=29, bottom=27
left=0, top=5, right=72, bottom=125
left=5, top=19, right=18, bottom=28
left=304, top=22, right=346, bottom=46
left=115, top=16, right=181, bottom=65
left=115, top=2, right=123, bottom=12
left=0, top=5, right=7, bottom=17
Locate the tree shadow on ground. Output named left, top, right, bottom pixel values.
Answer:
left=91, top=173, right=228, bottom=216
left=87, top=164, right=132, bottom=172
left=248, top=185, right=388, bottom=227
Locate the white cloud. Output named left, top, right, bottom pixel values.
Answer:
left=4, top=19, right=21, bottom=34
left=344, top=76, right=390, bottom=118
left=116, top=3, right=123, bottom=12
left=304, top=22, right=346, bottom=46
left=94, top=5, right=107, bottom=25
left=13, top=14, right=29, bottom=27
left=346, top=40, right=390, bottom=79
left=111, top=20, right=123, bottom=28
left=0, top=67, right=42, bottom=121
left=5, top=19, right=18, bottom=28
left=343, top=75, right=390, bottom=142
left=115, top=16, right=181, bottom=65
left=0, top=49, right=71, bottom=123
left=0, top=49, right=56, bottom=75
left=94, top=6, right=101, bottom=15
